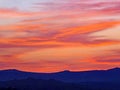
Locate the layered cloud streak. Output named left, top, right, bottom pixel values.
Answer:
left=0, top=0, right=120, bottom=72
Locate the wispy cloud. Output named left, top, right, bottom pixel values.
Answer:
left=0, top=0, right=120, bottom=72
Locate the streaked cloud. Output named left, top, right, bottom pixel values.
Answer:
left=0, top=0, right=120, bottom=72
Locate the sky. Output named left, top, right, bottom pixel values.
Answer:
left=0, top=0, right=120, bottom=72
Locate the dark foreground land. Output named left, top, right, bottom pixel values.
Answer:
left=0, top=78, right=120, bottom=90
left=0, top=68, right=120, bottom=90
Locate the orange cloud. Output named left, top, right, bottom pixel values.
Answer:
left=0, top=0, right=120, bottom=72
left=54, top=21, right=120, bottom=38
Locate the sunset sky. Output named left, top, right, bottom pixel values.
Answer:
left=0, top=0, right=120, bottom=72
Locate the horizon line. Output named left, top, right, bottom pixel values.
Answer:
left=0, top=67, right=119, bottom=73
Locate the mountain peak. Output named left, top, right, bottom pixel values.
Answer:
left=59, top=70, right=71, bottom=73
left=0, top=69, right=22, bottom=72
left=108, top=67, right=120, bottom=71
left=6, top=69, right=19, bottom=71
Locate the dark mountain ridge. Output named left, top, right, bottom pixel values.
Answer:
left=0, top=67, right=120, bottom=83
left=0, top=78, right=100, bottom=90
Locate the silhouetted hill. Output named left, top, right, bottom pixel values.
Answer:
left=0, top=78, right=92, bottom=90
left=0, top=68, right=120, bottom=90
left=0, top=67, right=120, bottom=83
left=0, top=78, right=120, bottom=90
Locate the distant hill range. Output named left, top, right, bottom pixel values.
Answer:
left=0, top=78, right=94, bottom=90
left=1, top=78, right=120, bottom=90
left=0, top=67, right=120, bottom=83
